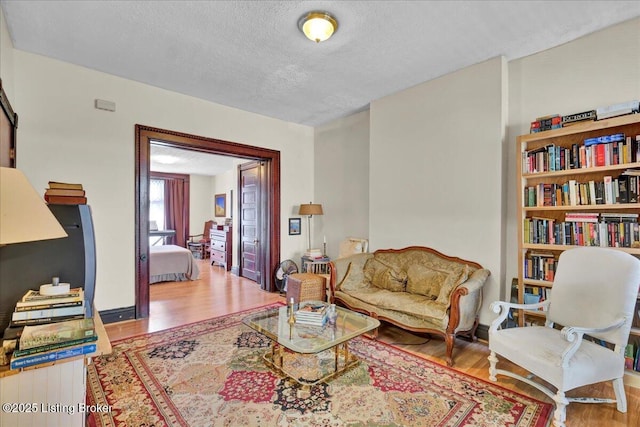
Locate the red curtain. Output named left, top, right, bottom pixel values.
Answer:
left=164, top=177, right=187, bottom=247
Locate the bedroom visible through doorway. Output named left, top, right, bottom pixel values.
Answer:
left=135, top=125, right=281, bottom=319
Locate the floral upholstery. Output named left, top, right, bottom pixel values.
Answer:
left=330, top=246, right=490, bottom=366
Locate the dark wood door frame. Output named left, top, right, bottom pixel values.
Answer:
left=135, top=125, right=281, bottom=319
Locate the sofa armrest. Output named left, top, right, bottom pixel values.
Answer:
left=328, top=253, right=373, bottom=302
left=449, top=268, right=490, bottom=333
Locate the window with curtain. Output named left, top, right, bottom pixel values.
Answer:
left=150, top=178, right=165, bottom=236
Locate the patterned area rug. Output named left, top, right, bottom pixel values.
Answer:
left=87, top=304, right=552, bottom=426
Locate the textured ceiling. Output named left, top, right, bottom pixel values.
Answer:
left=2, top=1, right=639, bottom=175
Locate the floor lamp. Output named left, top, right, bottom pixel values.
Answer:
left=298, top=202, right=323, bottom=251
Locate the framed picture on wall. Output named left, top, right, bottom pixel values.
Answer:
left=289, top=218, right=301, bottom=235
left=215, top=193, right=226, bottom=217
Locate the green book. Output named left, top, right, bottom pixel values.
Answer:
left=17, top=318, right=95, bottom=352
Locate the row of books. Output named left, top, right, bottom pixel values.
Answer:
left=524, top=174, right=639, bottom=207
left=523, top=286, right=550, bottom=312
left=523, top=135, right=640, bottom=174
left=625, top=343, right=640, bottom=372
left=10, top=287, right=86, bottom=327
left=524, top=213, right=640, bottom=248
left=523, top=253, right=556, bottom=282
left=529, top=101, right=639, bottom=134
left=44, top=181, right=87, bottom=205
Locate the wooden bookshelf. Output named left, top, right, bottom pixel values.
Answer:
left=516, top=114, right=640, bottom=385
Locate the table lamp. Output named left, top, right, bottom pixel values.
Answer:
left=298, top=202, right=323, bottom=251
left=0, top=167, right=68, bottom=293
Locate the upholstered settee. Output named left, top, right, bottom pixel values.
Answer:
left=329, top=246, right=490, bottom=366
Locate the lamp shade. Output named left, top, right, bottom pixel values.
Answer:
left=298, top=203, right=323, bottom=216
left=0, top=167, right=67, bottom=245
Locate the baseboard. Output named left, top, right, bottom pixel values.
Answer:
left=99, top=306, right=136, bottom=324
left=475, top=323, right=488, bottom=341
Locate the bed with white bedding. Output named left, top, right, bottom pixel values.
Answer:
left=149, top=245, right=200, bottom=284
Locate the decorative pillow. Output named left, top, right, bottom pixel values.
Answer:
left=436, top=265, right=470, bottom=305
left=363, top=258, right=407, bottom=292
left=405, top=264, right=446, bottom=300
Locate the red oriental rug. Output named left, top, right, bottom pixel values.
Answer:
left=87, top=304, right=552, bottom=426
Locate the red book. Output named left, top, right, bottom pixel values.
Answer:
left=44, top=195, right=87, bottom=205
left=595, top=144, right=606, bottom=167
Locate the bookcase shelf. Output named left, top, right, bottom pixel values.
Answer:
left=517, top=114, right=640, bottom=379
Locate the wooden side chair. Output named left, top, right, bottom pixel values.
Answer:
left=187, top=220, right=215, bottom=259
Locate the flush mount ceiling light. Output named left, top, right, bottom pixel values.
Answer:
left=298, top=11, right=338, bottom=43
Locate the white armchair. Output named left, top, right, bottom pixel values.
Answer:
left=488, top=247, right=640, bottom=427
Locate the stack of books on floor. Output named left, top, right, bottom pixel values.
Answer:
left=295, top=302, right=328, bottom=326
left=9, top=318, right=97, bottom=369
left=44, top=181, right=87, bottom=205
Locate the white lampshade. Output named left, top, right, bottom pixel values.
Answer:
left=0, top=167, right=67, bottom=245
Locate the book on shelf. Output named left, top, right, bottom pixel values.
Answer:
left=18, top=318, right=95, bottom=350
left=10, top=342, right=97, bottom=370
left=15, top=299, right=83, bottom=312
left=625, top=344, right=635, bottom=370
left=10, top=314, right=85, bottom=328
left=17, top=288, right=84, bottom=309
left=11, top=304, right=85, bottom=321
left=44, top=188, right=86, bottom=197
left=562, top=110, right=596, bottom=127
left=44, top=195, right=88, bottom=205
left=48, top=181, right=83, bottom=190
left=21, top=287, right=82, bottom=302
left=596, top=100, right=640, bottom=120
left=14, top=318, right=96, bottom=357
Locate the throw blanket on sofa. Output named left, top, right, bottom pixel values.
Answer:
left=149, top=245, right=200, bottom=284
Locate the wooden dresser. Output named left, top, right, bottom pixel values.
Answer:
left=210, top=226, right=232, bottom=271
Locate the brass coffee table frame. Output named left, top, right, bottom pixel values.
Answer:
left=243, top=305, right=380, bottom=390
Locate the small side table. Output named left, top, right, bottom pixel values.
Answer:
left=301, top=255, right=331, bottom=274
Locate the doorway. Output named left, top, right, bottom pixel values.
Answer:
left=135, top=125, right=281, bottom=319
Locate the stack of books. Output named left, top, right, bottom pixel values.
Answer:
left=9, top=318, right=97, bottom=369
left=303, top=249, right=324, bottom=258
left=530, top=114, right=562, bottom=133
left=44, top=181, right=87, bottom=205
left=295, top=302, right=328, bottom=326
left=11, top=288, right=86, bottom=327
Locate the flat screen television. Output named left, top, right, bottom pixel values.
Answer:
left=0, top=204, right=96, bottom=336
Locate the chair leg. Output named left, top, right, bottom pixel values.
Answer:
left=552, top=391, right=568, bottom=427
left=488, top=351, right=498, bottom=381
left=613, top=377, right=627, bottom=413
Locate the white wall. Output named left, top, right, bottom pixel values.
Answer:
left=314, top=110, right=370, bottom=259
left=188, top=174, right=214, bottom=236
left=10, top=50, right=314, bottom=313
left=0, top=8, right=14, bottom=99
left=505, top=17, right=640, bottom=288
left=369, top=57, right=507, bottom=324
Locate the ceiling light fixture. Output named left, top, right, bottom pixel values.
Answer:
left=298, top=11, right=338, bottom=43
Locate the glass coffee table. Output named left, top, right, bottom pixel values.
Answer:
left=243, top=304, right=380, bottom=391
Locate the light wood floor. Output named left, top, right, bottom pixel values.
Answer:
left=105, top=259, right=639, bottom=426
